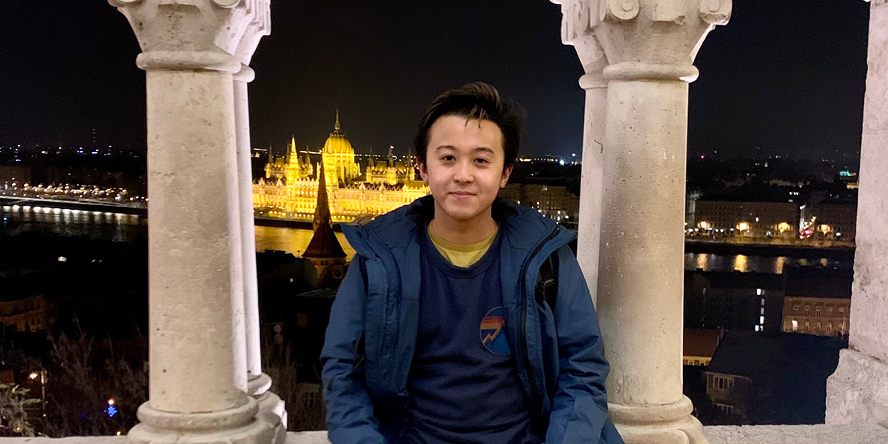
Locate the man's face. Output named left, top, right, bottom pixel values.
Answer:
left=419, top=115, right=512, bottom=227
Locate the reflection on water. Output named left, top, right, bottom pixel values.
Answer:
left=2, top=204, right=356, bottom=260
left=253, top=226, right=356, bottom=261
left=685, top=252, right=846, bottom=274
left=3, top=204, right=844, bottom=272
left=2, top=204, right=145, bottom=243
left=733, top=254, right=748, bottom=273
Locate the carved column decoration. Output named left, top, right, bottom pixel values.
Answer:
left=108, top=1, right=281, bottom=443
left=555, top=1, right=731, bottom=443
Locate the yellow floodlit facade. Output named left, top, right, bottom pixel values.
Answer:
left=253, top=114, right=429, bottom=222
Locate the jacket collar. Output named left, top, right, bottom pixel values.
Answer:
left=341, top=195, right=573, bottom=260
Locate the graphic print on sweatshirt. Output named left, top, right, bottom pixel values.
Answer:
left=480, top=306, right=510, bottom=355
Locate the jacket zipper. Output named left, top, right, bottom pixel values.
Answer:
left=519, top=226, right=559, bottom=422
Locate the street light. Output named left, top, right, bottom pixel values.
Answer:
left=778, top=222, right=791, bottom=234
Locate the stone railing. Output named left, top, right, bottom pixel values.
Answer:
left=4, top=424, right=888, bottom=444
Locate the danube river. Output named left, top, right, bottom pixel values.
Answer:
left=1, top=204, right=847, bottom=274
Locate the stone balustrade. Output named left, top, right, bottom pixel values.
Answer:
left=4, top=425, right=888, bottom=444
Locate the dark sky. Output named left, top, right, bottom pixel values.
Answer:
left=0, top=1, right=871, bottom=161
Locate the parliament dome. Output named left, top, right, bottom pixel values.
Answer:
left=322, top=111, right=354, bottom=155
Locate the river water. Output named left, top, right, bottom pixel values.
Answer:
left=1, top=204, right=845, bottom=274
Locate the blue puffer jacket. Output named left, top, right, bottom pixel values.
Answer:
left=321, top=195, right=623, bottom=444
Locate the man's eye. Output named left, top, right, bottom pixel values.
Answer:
left=441, top=155, right=456, bottom=162
left=475, top=158, right=490, bottom=164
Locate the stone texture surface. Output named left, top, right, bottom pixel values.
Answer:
left=598, top=78, right=690, bottom=406
left=826, top=0, right=888, bottom=427
left=704, top=424, right=888, bottom=444
left=847, top=0, right=888, bottom=366
left=827, top=349, right=888, bottom=426
left=5, top=426, right=888, bottom=444
left=145, top=69, right=245, bottom=413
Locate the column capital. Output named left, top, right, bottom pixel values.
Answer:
left=552, top=0, right=608, bottom=83
left=109, top=0, right=270, bottom=72
left=585, top=0, right=731, bottom=80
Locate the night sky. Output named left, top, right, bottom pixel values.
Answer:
left=0, top=1, right=871, bottom=161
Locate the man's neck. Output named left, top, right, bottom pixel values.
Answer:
left=430, top=212, right=497, bottom=245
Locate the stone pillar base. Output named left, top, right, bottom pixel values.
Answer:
left=126, top=398, right=280, bottom=444
left=249, top=373, right=288, bottom=440
left=610, top=396, right=709, bottom=444
left=827, top=349, right=888, bottom=427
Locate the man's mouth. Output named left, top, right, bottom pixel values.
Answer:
left=450, top=191, right=476, bottom=197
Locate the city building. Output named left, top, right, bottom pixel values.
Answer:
left=810, top=202, right=857, bottom=242
left=781, top=266, right=853, bottom=337
left=0, top=295, right=57, bottom=333
left=683, top=328, right=723, bottom=367
left=301, top=165, right=347, bottom=289
left=253, top=115, right=429, bottom=222
left=705, top=331, right=844, bottom=425
left=694, top=200, right=800, bottom=238
left=498, top=183, right=579, bottom=224
left=685, top=271, right=784, bottom=333
left=782, top=296, right=851, bottom=337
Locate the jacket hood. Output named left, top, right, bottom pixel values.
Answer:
left=340, top=195, right=574, bottom=260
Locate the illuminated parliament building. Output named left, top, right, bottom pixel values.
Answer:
left=252, top=113, right=429, bottom=222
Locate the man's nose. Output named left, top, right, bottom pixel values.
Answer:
left=453, top=160, right=474, bottom=183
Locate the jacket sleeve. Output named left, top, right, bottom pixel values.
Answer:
left=544, top=245, right=621, bottom=444
left=321, top=255, right=388, bottom=444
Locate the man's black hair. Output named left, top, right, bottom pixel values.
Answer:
left=413, top=82, right=525, bottom=168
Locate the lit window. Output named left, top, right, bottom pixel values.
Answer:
left=756, top=288, right=762, bottom=295
left=760, top=316, right=765, bottom=324
left=761, top=307, right=765, bottom=315
left=792, top=320, right=798, bottom=331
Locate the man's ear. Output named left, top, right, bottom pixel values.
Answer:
left=500, top=164, right=513, bottom=188
left=418, top=159, right=429, bottom=183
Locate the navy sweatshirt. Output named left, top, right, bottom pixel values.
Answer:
left=401, top=227, right=532, bottom=444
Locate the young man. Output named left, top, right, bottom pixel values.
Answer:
left=322, top=82, right=622, bottom=444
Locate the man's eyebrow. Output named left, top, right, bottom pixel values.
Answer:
left=433, top=145, right=495, bottom=154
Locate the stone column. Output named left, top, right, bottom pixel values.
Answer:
left=108, top=1, right=278, bottom=443
left=552, top=0, right=609, bottom=307
left=559, top=1, right=731, bottom=443
left=230, top=3, right=287, bottom=432
left=827, top=0, right=888, bottom=427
